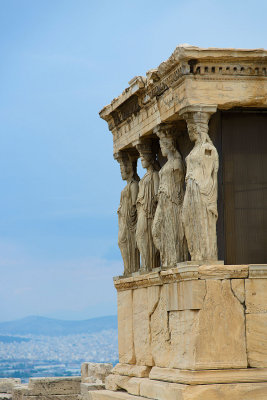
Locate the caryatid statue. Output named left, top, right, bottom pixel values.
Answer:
left=115, top=151, right=140, bottom=275
left=152, top=125, right=188, bottom=267
left=180, top=105, right=219, bottom=261
left=135, top=140, right=160, bottom=271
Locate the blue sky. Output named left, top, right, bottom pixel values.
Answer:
left=0, top=0, right=266, bottom=321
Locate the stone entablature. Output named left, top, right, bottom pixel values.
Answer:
left=100, top=45, right=267, bottom=154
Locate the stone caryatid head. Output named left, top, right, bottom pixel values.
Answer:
left=180, top=105, right=217, bottom=145
left=114, top=151, right=139, bottom=183
left=135, top=140, right=160, bottom=172
left=154, top=124, right=179, bottom=160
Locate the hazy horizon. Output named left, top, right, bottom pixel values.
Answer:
left=1, top=0, right=267, bottom=321
left=0, top=314, right=116, bottom=323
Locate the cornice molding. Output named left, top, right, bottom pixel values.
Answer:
left=99, top=45, right=267, bottom=123
left=112, top=264, right=267, bottom=291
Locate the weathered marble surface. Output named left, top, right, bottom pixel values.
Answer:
left=27, top=377, right=81, bottom=395
left=0, top=380, right=21, bottom=394
left=152, top=125, right=188, bottom=267
left=12, top=377, right=81, bottom=400
left=245, top=279, right=267, bottom=313
left=81, top=363, right=113, bottom=385
left=135, top=141, right=160, bottom=271
left=133, top=288, right=153, bottom=366
left=116, top=152, right=140, bottom=275
left=166, top=280, right=206, bottom=311
left=115, top=265, right=267, bottom=372
left=11, top=363, right=113, bottom=400
left=100, top=45, right=267, bottom=277
left=117, top=290, right=135, bottom=364
left=180, top=105, right=219, bottom=261
left=111, top=364, right=151, bottom=378
left=149, top=366, right=267, bottom=384
left=105, top=375, right=142, bottom=396
left=247, top=314, right=267, bottom=367
left=100, top=45, right=267, bottom=154
left=98, top=45, right=267, bottom=400
left=80, top=363, right=113, bottom=400
left=89, top=381, right=267, bottom=400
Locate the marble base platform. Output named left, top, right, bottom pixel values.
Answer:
left=95, top=366, right=267, bottom=399
left=89, top=380, right=267, bottom=400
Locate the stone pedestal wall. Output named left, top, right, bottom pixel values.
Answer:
left=115, top=264, right=267, bottom=370
left=92, top=264, right=267, bottom=399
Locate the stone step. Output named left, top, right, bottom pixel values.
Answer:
left=88, top=381, right=267, bottom=400
left=81, top=383, right=105, bottom=395
left=149, top=366, right=267, bottom=384
left=88, top=390, right=143, bottom=400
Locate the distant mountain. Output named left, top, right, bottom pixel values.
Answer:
left=0, top=315, right=117, bottom=336
left=0, top=335, right=30, bottom=343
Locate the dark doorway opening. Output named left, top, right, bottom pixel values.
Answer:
left=210, top=110, right=267, bottom=264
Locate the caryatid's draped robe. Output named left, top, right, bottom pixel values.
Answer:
left=118, top=178, right=140, bottom=275
left=136, top=170, right=160, bottom=271
left=183, top=140, right=219, bottom=260
left=152, top=156, right=188, bottom=267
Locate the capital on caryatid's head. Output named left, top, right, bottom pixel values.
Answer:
left=153, top=123, right=177, bottom=140
left=179, top=104, right=217, bottom=121
left=133, top=139, right=152, bottom=156
left=179, top=104, right=217, bottom=144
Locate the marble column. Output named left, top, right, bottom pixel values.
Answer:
left=152, top=124, right=188, bottom=267
left=114, top=150, right=140, bottom=275
left=134, top=139, right=160, bottom=271
left=179, top=105, right=219, bottom=261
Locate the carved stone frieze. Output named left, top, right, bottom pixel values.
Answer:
left=145, top=62, right=190, bottom=101
left=111, top=95, right=141, bottom=128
